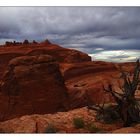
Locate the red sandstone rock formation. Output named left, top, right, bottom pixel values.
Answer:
left=41, top=39, right=52, bottom=45
left=59, top=61, right=118, bottom=108
left=0, top=39, right=92, bottom=121
left=0, top=40, right=91, bottom=77
left=0, top=40, right=91, bottom=87
left=27, top=47, right=91, bottom=63
left=0, top=55, right=68, bottom=120
left=0, top=38, right=137, bottom=123
left=59, top=61, right=139, bottom=109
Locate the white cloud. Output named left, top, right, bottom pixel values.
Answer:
left=94, top=48, right=104, bottom=51
left=0, top=7, right=140, bottom=62
left=89, top=50, right=140, bottom=62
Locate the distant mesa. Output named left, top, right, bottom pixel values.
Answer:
left=5, top=41, right=22, bottom=46
left=5, top=39, right=31, bottom=46
left=4, top=39, right=52, bottom=47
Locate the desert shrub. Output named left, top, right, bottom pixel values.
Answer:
left=86, top=123, right=102, bottom=133
left=96, top=104, right=120, bottom=124
left=73, top=117, right=85, bottom=129
left=45, top=124, right=57, bottom=133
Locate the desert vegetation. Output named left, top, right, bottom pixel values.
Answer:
left=89, top=59, right=140, bottom=127
left=73, top=117, right=85, bottom=129
left=45, top=123, right=58, bottom=133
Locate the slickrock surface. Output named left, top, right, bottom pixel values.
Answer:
left=0, top=107, right=123, bottom=133
left=60, top=62, right=119, bottom=108
left=112, top=127, right=140, bottom=133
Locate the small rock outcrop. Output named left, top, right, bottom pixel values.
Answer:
left=23, top=39, right=29, bottom=45
left=0, top=55, right=68, bottom=120
left=32, top=40, right=38, bottom=44
left=42, top=39, right=52, bottom=45
left=5, top=41, right=22, bottom=46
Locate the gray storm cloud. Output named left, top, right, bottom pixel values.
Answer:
left=0, top=7, right=140, bottom=62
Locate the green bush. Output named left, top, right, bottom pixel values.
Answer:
left=73, top=117, right=85, bottom=129
left=45, top=124, right=57, bottom=133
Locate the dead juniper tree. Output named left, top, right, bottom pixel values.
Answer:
left=88, top=60, right=140, bottom=127
left=103, top=59, right=140, bottom=126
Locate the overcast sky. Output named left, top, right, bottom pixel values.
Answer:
left=0, top=7, right=140, bottom=62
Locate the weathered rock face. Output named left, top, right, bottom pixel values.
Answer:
left=0, top=39, right=92, bottom=121
left=59, top=61, right=118, bottom=109
left=63, top=61, right=140, bottom=109
left=27, top=45, right=91, bottom=63
left=0, top=52, right=24, bottom=79
left=0, top=41, right=91, bottom=80
left=61, top=61, right=117, bottom=80
left=0, top=55, right=68, bottom=121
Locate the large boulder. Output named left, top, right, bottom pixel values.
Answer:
left=0, top=55, right=68, bottom=121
